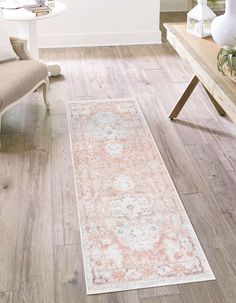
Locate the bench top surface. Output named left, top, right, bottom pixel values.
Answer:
left=164, top=23, right=236, bottom=117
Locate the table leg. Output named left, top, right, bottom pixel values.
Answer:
left=169, top=74, right=228, bottom=120
left=202, top=85, right=227, bottom=116
left=19, top=20, right=39, bottom=59
left=18, top=21, right=61, bottom=76
left=169, top=75, right=199, bottom=119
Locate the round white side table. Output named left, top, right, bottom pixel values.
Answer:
left=3, top=1, right=66, bottom=76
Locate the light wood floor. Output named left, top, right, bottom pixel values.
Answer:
left=1, top=14, right=236, bottom=303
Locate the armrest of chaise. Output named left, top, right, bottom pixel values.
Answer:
left=10, top=37, right=33, bottom=60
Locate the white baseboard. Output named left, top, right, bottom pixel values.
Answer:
left=161, top=0, right=189, bottom=12
left=38, top=30, right=162, bottom=48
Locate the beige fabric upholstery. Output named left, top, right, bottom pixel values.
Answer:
left=10, top=37, right=33, bottom=60
left=0, top=60, right=48, bottom=111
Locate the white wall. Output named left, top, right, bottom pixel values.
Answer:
left=37, top=0, right=161, bottom=47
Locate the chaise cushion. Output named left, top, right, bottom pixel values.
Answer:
left=0, top=60, right=48, bottom=112
left=10, top=37, right=33, bottom=60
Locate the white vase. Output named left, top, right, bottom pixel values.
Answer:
left=211, top=0, right=236, bottom=46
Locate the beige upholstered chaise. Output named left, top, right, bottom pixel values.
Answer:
left=0, top=37, right=49, bottom=132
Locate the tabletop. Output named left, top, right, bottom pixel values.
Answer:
left=3, top=0, right=66, bottom=21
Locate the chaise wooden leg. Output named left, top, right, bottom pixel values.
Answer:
left=169, top=75, right=199, bottom=120
left=202, top=85, right=227, bottom=116
left=42, top=77, right=50, bottom=111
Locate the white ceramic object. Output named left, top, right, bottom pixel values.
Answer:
left=187, top=0, right=216, bottom=38
left=47, top=62, right=61, bottom=76
left=211, top=0, right=236, bottom=46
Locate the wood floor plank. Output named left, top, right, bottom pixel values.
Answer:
left=54, top=244, right=87, bottom=303
left=224, top=244, right=236, bottom=275
left=68, top=46, right=130, bottom=101
left=138, top=286, right=179, bottom=301
left=51, top=114, right=80, bottom=245
left=137, top=93, right=205, bottom=195
left=149, top=43, right=191, bottom=83
left=115, top=46, right=156, bottom=96
left=1, top=104, right=26, bottom=134
left=122, top=44, right=161, bottom=70
left=121, top=289, right=140, bottom=303
left=180, top=190, right=236, bottom=302
left=181, top=192, right=236, bottom=250
left=159, top=295, right=183, bottom=303
left=66, top=47, right=100, bottom=100
left=66, top=47, right=95, bottom=100
left=144, top=68, right=190, bottom=119
left=94, top=46, right=132, bottom=99
left=9, top=104, right=54, bottom=303
left=100, top=293, right=124, bottom=303
left=185, top=144, right=236, bottom=236
left=0, top=134, right=25, bottom=292
left=178, top=281, right=226, bottom=303
left=206, top=247, right=236, bottom=303
left=0, top=291, right=12, bottom=303
left=141, top=294, right=183, bottom=303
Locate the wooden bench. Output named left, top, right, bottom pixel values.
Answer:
left=164, top=22, right=236, bottom=123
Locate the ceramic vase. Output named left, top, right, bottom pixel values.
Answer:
left=211, top=0, right=236, bottom=46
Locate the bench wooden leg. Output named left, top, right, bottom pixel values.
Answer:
left=169, top=75, right=227, bottom=120
left=169, top=75, right=199, bottom=119
left=202, top=85, right=227, bottom=116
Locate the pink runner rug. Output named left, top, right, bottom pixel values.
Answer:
left=67, top=98, right=215, bottom=294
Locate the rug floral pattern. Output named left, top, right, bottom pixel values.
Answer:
left=67, top=99, right=215, bottom=294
